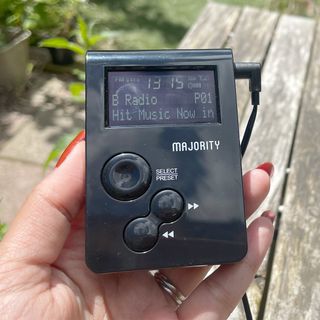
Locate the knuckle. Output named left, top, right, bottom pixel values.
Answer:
left=33, top=185, right=73, bottom=223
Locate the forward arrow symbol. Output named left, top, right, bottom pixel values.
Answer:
left=188, top=202, right=199, bottom=210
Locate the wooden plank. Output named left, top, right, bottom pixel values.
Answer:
left=237, top=14, right=315, bottom=319
left=179, top=2, right=241, bottom=49
left=226, top=7, right=279, bottom=119
left=179, top=6, right=315, bottom=319
left=241, top=14, right=315, bottom=209
left=180, top=5, right=278, bottom=120
left=263, top=22, right=320, bottom=320
left=222, top=8, right=278, bottom=319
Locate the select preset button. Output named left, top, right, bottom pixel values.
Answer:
left=101, top=153, right=151, bottom=201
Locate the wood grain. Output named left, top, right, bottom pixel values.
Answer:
left=178, top=6, right=317, bottom=319
left=235, top=14, right=315, bottom=319
left=226, top=7, right=279, bottom=119
left=241, top=14, right=315, bottom=211
left=179, top=2, right=240, bottom=49
left=225, top=8, right=278, bottom=319
left=263, top=22, right=320, bottom=320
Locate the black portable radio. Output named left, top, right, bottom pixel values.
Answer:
left=85, top=49, right=260, bottom=274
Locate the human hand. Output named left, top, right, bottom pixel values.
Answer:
left=0, top=131, right=274, bottom=320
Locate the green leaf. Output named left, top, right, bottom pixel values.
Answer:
left=77, top=16, right=90, bottom=49
left=88, top=34, right=105, bottom=47
left=69, top=82, right=85, bottom=103
left=39, top=37, right=85, bottom=55
left=88, top=31, right=120, bottom=47
left=69, top=82, right=85, bottom=97
left=0, top=223, right=8, bottom=241
left=43, top=133, right=78, bottom=170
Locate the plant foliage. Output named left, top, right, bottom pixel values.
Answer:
left=0, top=223, right=8, bottom=241
left=43, top=133, right=77, bottom=170
left=39, top=16, right=115, bottom=56
left=0, top=0, right=85, bottom=44
left=40, top=16, right=117, bottom=102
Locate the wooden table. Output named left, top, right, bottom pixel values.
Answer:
left=179, top=3, right=320, bottom=319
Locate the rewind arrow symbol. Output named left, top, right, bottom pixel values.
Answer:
left=162, top=231, right=175, bottom=238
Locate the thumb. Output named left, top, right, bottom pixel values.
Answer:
left=0, top=135, right=85, bottom=265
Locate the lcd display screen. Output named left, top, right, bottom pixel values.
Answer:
left=106, top=70, right=220, bottom=126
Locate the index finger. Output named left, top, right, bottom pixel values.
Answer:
left=159, top=167, right=272, bottom=299
left=177, top=214, right=274, bottom=319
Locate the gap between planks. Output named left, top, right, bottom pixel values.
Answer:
left=178, top=3, right=316, bottom=319
left=262, top=21, right=320, bottom=320
left=240, top=14, right=315, bottom=320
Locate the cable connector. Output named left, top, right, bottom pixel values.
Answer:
left=234, top=62, right=261, bottom=106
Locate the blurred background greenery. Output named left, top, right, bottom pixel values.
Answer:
left=85, top=0, right=319, bottom=50
left=0, top=223, right=7, bottom=240
left=2, top=1, right=317, bottom=49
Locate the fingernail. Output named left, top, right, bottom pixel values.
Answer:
left=256, top=162, right=274, bottom=177
left=55, top=130, right=85, bottom=168
left=262, top=211, right=276, bottom=223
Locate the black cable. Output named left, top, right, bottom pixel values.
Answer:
left=235, top=62, right=261, bottom=320
left=239, top=104, right=259, bottom=319
left=239, top=105, right=257, bottom=320
left=242, top=292, right=253, bottom=320
left=239, top=106, right=258, bottom=320
left=241, top=105, right=258, bottom=157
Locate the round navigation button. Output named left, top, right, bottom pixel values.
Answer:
left=151, top=190, right=184, bottom=223
left=124, top=218, right=158, bottom=252
left=101, top=153, right=151, bottom=201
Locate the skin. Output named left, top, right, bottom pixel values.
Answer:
left=0, top=141, right=274, bottom=320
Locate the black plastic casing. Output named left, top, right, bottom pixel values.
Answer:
left=85, top=49, right=247, bottom=273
